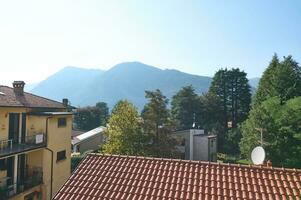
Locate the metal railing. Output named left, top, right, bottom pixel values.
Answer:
left=0, top=166, right=43, bottom=199
left=0, top=133, right=46, bottom=156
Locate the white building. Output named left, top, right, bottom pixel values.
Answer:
left=173, top=129, right=217, bottom=161
left=71, top=126, right=106, bottom=153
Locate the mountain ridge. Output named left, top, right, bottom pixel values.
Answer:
left=30, top=62, right=259, bottom=110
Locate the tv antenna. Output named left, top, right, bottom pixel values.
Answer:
left=251, top=146, right=265, bottom=165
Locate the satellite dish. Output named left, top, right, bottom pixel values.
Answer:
left=251, top=146, right=265, bottom=165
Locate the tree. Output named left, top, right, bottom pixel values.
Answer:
left=208, top=68, right=251, bottom=152
left=199, top=93, right=223, bottom=132
left=141, top=89, right=178, bottom=157
left=141, top=89, right=170, bottom=143
left=96, top=102, right=109, bottom=126
left=171, top=85, right=201, bottom=130
left=74, top=102, right=109, bottom=130
left=254, top=54, right=301, bottom=105
left=102, top=100, right=148, bottom=155
left=240, top=97, right=301, bottom=168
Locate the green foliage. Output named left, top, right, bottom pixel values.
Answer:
left=71, top=155, right=82, bottom=172
left=71, top=150, right=92, bottom=172
left=141, top=89, right=179, bottom=158
left=141, top=89, right=170, bottom=141
left=199, top=93, right=224, bottom=133
left=208, top=68, right=251, bottom=152
left=254, top=54, right=301, bottom=105
left=102, top=100, right=148, bottom=155
left=171, top=85, right=201, bottom=130
left=240, top=97, right=301, bottom=168
left=224, top=128, right=242, bottom=155
left=74, top=102, right=109, bottom=130
left=96, top=102, right=110, bottom=126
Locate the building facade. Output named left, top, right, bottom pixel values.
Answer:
left=0, top=81, right=73, bottom=200
left=173, top=129, right=217, bottom=161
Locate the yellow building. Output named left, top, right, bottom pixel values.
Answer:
left=0, top=81, right=73, bottom=200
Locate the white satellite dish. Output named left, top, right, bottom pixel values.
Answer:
left=251, top=146, right=265, bottom=165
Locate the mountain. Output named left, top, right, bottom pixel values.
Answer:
left=31, top=66, right=104, bottom=105
left=30, top=62, right=212, bottom=110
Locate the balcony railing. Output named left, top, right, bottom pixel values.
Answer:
left=0, top=133, right=46, bottom=157
left=0, top=166, right=43, bottom=200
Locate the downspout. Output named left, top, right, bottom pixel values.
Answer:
left=44, top=117, right=54, bottom=200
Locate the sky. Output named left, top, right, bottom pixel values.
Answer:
left=0, top=0, right=300, bottom=86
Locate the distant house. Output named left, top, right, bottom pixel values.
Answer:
left=173, top=129, right=217, bottom=162
left=71, top=126, right=106, bottom=153
left=53, top=154, right=301, bottom=199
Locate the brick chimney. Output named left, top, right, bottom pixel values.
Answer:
left=13, top=81, right=25, bottom=96
left=62, top=98, right=69, bottom=107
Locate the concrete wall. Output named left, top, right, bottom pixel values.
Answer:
left=193, top=136, right=209, bottom=161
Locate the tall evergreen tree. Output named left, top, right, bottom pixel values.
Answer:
left=141, top=89, right=178, bottom=157
left=209, top=68, right=251, bottom=129
left=254, top=54, right=301, bottom=105
left=141, top=89, right=170, bottom=142
left=240, top=97, right=301, bottom=168
left=171, top=85, right=201, bottom=130
left=208, top=68, right=251, bottom=152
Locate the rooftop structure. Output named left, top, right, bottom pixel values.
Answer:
left=54, top=154, right=301, bottom=200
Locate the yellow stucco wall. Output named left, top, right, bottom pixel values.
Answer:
left=43, top=115, right=72, bottom=199
left=0, top=107, right=27, bottom=141
left=0, top=106, right=72, bottom=200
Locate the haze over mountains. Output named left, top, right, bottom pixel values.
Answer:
left=30, top=62, right=258, bottom=110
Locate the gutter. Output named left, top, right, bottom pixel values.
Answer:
left=44, top=117, right=54, bottom=199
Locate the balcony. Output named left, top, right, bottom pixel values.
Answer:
left=0, top=166, right=43, bottom=200
left=0, top=133, right=46, bottom=158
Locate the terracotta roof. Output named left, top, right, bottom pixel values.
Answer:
left=0, top=85, right=66, bottom=109
left=53, top=154, right=301, bottom=200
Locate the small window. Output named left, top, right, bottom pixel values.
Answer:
left=58, top=118, right=67, bottom=128
left=0, top=159, right=6, bottom=170
left=57, top=150, right=66, bottom=162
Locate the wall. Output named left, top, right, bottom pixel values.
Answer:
left=0, top=107, right=27, bottom=141
left=42, top=115, right=72, bottom=200
left=193, top=136, right=209, bottom=161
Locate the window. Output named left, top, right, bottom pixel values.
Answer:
left=57, top=150, right=66, bottom=162
left=0, top=159, right=6, bottom=170
left=58, top=118, right=67, bottom=127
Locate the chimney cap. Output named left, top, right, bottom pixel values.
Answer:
left=13, top=80, right=25, bottom=84
left=12, top=81, right=25, bottom=95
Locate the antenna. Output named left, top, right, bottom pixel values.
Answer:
left=251, top=146, right=265, bottom=165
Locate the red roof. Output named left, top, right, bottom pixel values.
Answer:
left=0, top=85, right=66, bottom=109
left=54, top=154, right=301, bottom=200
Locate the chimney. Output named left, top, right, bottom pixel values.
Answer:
left=13, top=81, right=25, bottom=96
left=62, top=98, right=69, bottom=107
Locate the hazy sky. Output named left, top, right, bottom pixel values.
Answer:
left=0, top=0, right=300, bottom=86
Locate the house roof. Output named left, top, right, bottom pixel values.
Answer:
left=72, top=129, right=85, bottom=138
left=53, top=154, right=301, bottom=200
left=0, top=85, right=66, bottom=109
left=71, top=126, right=105, bottom=145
